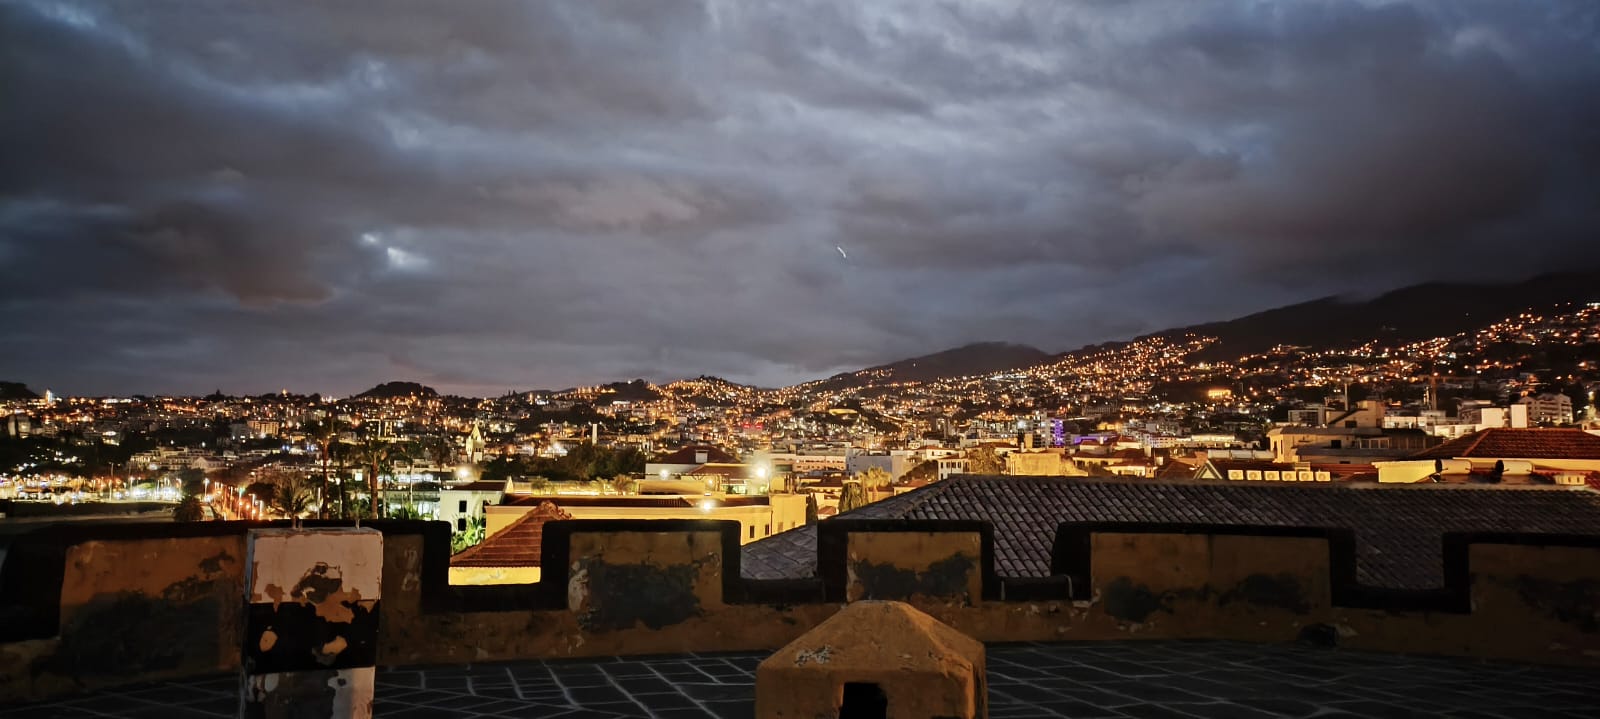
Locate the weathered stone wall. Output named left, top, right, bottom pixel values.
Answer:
left=1, top=518, right=1597, bottom=703
left=1083, top=533, right=1333, bottom=640
left=845, top=531, right=983, bottom=606
left=1, top=534, right=247, bottom=701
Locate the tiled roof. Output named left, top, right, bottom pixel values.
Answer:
left=684, top=463, right=751, bottom=478
left=450, top=501, right=570, bottom=568
left=653, top=445, right=739, bottom=464
left=1207, top=459, right=1296, bottom=474
left=1154, top=459, right=1200, bottom=479
left=740, top=475, right=1600, bottom=589
left=505, top=495, right=689, bottom=508
left=444, top=480, right=507, bottom=493
left=1408, top=428, right=1600, bottom=460
left=1309, top=463, right=1377, bottom=478
left=502, top=495, right=771, bottom=508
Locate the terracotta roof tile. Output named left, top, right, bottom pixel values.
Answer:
left=1408, top=428, right=1600, bottom=460
left=653, top=445, right=739, bottom=464
left=450, top=500, right=571, bottom=568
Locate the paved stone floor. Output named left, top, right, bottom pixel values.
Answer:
left=7, top=640, right=1598, bottom=718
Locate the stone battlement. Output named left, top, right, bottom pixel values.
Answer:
left=0, top=517, right=1596, bottom=702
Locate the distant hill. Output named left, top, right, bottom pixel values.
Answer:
left=812, top=342, right=1050, bottom=390
left=0, top=382, right=39, bottom=400
left=598, top=379, right=660, bottom=402
left=355, top=381, right=438, bottom=399
left=1081, top=270, right=1600, bottom=362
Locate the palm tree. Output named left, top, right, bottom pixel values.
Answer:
left=389, top=440, right=420, bottom=515
left=310, top=418, right=344, bottom=519
left=173, top=495, right=205, bottom=522
left=269, top=474, right=318, bottom=522
left=856, top=467, right=892, bottom=492
left=331, top=441, right=354, bottom=518
left=356, top=436, right=394, bottom=519
left=426, top=435, right=454, bottom=473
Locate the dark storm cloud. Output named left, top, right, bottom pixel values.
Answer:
left=1, top=0, right=1597, bottom=395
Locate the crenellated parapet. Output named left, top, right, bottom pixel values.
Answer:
left=1, top=517, right=1596, bottom=702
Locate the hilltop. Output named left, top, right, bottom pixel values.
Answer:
left=806, top=342, right=1050, bottom=391
left=0, top=382, right=39, bottom=400
left=1053, top=270, right=1600, bottom=365
left=355, top=381, right=438, bottom=399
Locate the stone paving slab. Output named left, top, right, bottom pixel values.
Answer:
left=7, top=640, right=1598, bottom=718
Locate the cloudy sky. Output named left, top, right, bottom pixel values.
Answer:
left=2, top=1, right=1597, bottom=396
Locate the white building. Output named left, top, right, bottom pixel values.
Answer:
left=936, top=456, right=969, bottom=480
left=437, top=479, right=508, bottom=533
left=1518, top=393, right=1573, bottom=425
left=845, top=450, right=917, bottom=481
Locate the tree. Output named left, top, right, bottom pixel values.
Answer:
left=173, top=495, right=205, bottom=522
left=855, top=467, right=892, bottom=491
left=609, top=474, right=635, bottom=495
left=355, top=436, right=395, bottom=519
left=426, top=435, right=455, bottom=472
left=308, top=418, right=345, bottom=519
left=331, top=442, right=355, bottom=518
left=838, top=481, right=867, bottom=514
left=387, top=440, right=419, bottom=516
left=177, top=468, right=206, bottom=497
left=965, top=446, right=1005, bottom=475
left=903, top=459, right=938, bottom=483
left=804, top=493, right=819, bottom=524
left=244, top=481, right=278, bottom=505
left=268, top=475, right=318, bottom=520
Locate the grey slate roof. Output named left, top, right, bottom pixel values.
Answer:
left=742, top=476, right=1600, bottom=589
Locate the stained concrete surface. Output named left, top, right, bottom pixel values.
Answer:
left=6, top=639, right=1598, bottom=718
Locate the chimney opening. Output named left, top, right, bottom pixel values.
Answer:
left=839, top=682, right=887, bottom=719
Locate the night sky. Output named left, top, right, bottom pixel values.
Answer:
left=3, top=1, right=1598, bottom=396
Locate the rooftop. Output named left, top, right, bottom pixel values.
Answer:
left=1409, top=427, right=1600, bottom=460
left=450, top=501, right=570, bottom=568
left=447, top=481, right=511, bottom=493
left=652, top=445, right=739, bottom=465
left=742, top=475, right=1600, bottom=588
left=11, top=640, right=1596, bottom=718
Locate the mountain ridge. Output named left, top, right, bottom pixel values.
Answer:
left=1071, top=269, right=1600, bottom=363
left=802, top=341, right=1051, bottom=391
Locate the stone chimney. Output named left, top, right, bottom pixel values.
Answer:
left=756, top=601, right=986, bottom=718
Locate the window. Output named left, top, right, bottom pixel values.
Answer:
left=1330, top=439, right=1342, bottom=449
left=748, top=525, right=755, bottom=539
left=1344, top=421, right=1357, bottom=428
left=456, top=518, right=466, bottom=531
left=458, top=500, right=468, bottom=512
left=764, top=524, right=771, bottom=536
